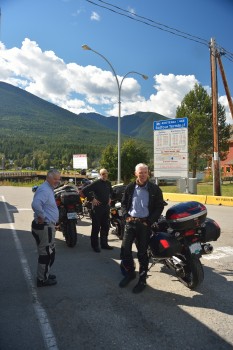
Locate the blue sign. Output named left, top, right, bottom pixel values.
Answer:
left=154, top=117, right=188, bottom=130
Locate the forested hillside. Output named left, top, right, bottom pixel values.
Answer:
left=0, top=82, right=168, bottom=169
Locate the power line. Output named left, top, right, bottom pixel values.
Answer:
left=85, top=0, right=233, bottom=64
left=86, top=0, right=209, bottom=46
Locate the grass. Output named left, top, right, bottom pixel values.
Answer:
left=160, top=182, right=233, bottom=197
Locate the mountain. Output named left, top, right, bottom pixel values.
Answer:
left=0, top=81, right=169, bottom=168
left=0, top=82, right=116, bottom=141
left=78, top=111, right=169, bottom=140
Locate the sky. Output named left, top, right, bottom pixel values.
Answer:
left=0, top=0, right=233, bottom=124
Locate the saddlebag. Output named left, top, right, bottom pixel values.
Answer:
left=200, top=218, right=221, bottom=242
left=166, top=201, right=207, bottom=230
left=149, top=232, right=182, bottom=258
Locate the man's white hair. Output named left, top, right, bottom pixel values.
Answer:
left=47, top=169, right=60, bottom=178
left=135, top=163, right=148, bottom=172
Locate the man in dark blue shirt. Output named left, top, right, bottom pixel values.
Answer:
left=81, top=169, right=113, bottom=252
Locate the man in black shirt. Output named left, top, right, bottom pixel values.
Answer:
left=80, top=169, right=113, bottom=252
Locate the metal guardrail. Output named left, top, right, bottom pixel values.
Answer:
left=0, top=172, right=37, bottom=178
left=0, top=171, right=93, bottom=181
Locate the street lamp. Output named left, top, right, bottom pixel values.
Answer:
left=82, top=44, right=148, bottom=184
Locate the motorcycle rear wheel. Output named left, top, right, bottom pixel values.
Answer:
left=175, top=253, right=204, bottom=290
left=63, top=220, right=77, bottom=248
left=116, top=223, right=124, bottom=240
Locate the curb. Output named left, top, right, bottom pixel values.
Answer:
left=163, top=192, right=233, bottom=207
left=205, top=195, right=233, bottom=206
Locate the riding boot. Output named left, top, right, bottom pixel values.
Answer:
left=119, top=260, right=136, bottom=288
left=132, top=269, right=147, bottom=294
left=100, top=230, right=113, bottom=250
left=91, top=237, right=100, bottom=252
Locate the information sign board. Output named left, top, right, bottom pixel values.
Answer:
left=154, top=118, right=188, bottom=178
left=73, top=154, right=88, bottom=169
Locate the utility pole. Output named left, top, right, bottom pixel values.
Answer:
left=217, top=51, right=233, bottom=120
left=210, top=38, right=221, bottom=196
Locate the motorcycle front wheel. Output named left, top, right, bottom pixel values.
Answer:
left=175, top=253, right=204, bottom=290
left=63, top=220, right=77, bottom=248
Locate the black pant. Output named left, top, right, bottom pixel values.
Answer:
left=120, top=222, right=150, bottom=276
left=91, top=204, right=110, bottom=247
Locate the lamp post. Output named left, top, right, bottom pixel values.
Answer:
left=82, top=44, right=148, bottom=184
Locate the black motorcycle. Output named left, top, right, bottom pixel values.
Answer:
left=110, top=200, right=125, bottom=240
left=110, top=184, right=126, bottom=240
left=147, top=201, right=220, bottom=290
left=54, top=184, right=83, bottom=247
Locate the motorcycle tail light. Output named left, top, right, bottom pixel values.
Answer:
left=56, top=198, right=61, bottom=206
left=67, top=204, right=75, bottom=209
left=160, top=239, right=170, bottom=249
left=184, top=229, right=195, bottom=237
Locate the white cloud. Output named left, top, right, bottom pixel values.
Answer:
left=219, top=95, right=233, bottom=125
left=90, top=11, right=100, bottom=21
left=0, top=38, right=232, bottom=124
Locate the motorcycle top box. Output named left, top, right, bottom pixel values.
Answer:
left=149, top=232, right=182, bottom=258
left=112, top=184, right=126, bottom=202
left=55, top=190, right=82, bottom=211
left=166, top=201, right=207, bottom=230
left=60, top=192, right=81, bottom=206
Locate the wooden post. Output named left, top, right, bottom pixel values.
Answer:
left=210, top=38, right=221, bottom=196
left=217, top=52, right=233, bottom=120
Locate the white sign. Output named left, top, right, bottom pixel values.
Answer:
left=73, top=154, right=88, bottom=169
left=154, top=118, right=188, bottom=177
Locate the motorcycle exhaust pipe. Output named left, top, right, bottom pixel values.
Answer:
left=201, top=243, right=214, bottom=254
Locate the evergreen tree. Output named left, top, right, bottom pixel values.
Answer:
left=100, top=139, right=149, bottom=184
left=176, top=83, right=232, bottom=177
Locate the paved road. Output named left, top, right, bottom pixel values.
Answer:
left=0, top=186, right=233, bottom=350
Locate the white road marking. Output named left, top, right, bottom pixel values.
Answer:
left=203, top=246, right=233, bottom=260
left=1, top=195, right=59, bottom=350
left=8, top=208, right=32, bottom=211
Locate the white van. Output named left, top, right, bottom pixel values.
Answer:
left=91, top=170, right=99, bottom=178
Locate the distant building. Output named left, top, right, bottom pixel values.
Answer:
left=221, top=125, right=233, bottom=178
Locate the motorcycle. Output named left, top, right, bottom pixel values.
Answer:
left=110, top=199, right=125, bottom=240
left=110, top=184, right=127, bottom=240
left=77, top=179, right=93, bottom=219
left=54, top=184, right=83, bottom=247
left=32, top=183, right=83, bottom=247
left=147, top=201, right=221, bottom=290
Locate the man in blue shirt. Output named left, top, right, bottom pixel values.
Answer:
left=31, top=169, right=61, bottom=287
left=119, top=163, right=164, bottom=293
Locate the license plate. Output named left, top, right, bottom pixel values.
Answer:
left=118, top=210, right=122, bottom=216
left=67, top=212, right=77, bottom=220
left=189, top=242, right=202, bottom=254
